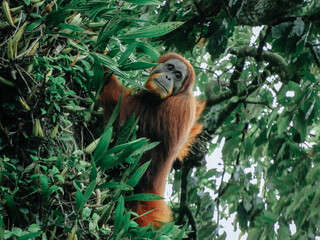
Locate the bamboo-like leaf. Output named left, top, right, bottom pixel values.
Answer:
left=113, top=196, right=125, bottom=238
left=115, top=114, right=138, bottom=145
left=40, top=175, right=48, bottom=197
left=80, top=180, right=96, bottom=210
left=89, top=160, right=97, bottom=182
left=137, top=42, right=160, bottom=61
left=127, top=161, right=150, bottom=187
left=75, top=190, right=83, bottom=212
left=124, top=0, right=161, bottom=5
left=94, top=127, right=113, bottom=162
left=119, top=22, right=184, bottom=39
left=97, top=182, right=133, bottom=191
left=120, top=62, right=157, bottom=71
left=118, top=42, right=139, bottom=65
left=96, top=155, right=116, bottom=170
left=124, top=193, right=164, bottom=201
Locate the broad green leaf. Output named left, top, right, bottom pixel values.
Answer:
left=247, top=228, right=260, bottom=240
left=222, top=136, right=241, bottom=160
left=25, top=19, right=42, bottom=31
left=124, top=193, right=163, bottom=201
left=292, top=17, right=305, bottom=37
left=120, top=62, right=157, bottom=71
left=27, top=224, right=41, bottom=232
left=89, top=160, right=97, bottom=182
left=96, top=18, right=121, bottom=45
left=293, top=111, right=307, bottom=141
left=115, top=114, right=138, bottom=145
left=137, top=42, right=160, bottom=61
left=105, top=138, right=148, bottom=156
left=40, top=175, right=49, bottom=197
left=176, top=224, right=187, bottom=240
left=97, top=182, right=133, bottom=191
left=258, top=210, right=278, bottom=225
left=277, top=112, right=291, bottom=135
left=306, top=164, right=320, bottom=184
left=80, top=180, right=97, bottom=211
left=119, top=22, right=184, bottom=39
left=113, top=196, right=125, bottom=238
left=131, top=141, right=160, bottom=156
left=91, top=53, right=131, bottom=81
left=96, top=155, right=116, bottom=170
left=118, top=42, right=140, bottom=65
left=17, top=232, right=42, bottom=240
left=278, top=225, right=291, bottom=240
left=124, top=0, right=161, bottom=5
left=105, top=94, right=122, bottom=130
left=93, top=57, right=104, bottom=91
left=75, top=190, right=83, bottom=212
left=94, top=127, right=113, bottom=162
left=127, top=161, right=150, bottom=187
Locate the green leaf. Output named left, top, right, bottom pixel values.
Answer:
left=137, top=42, right=160, bottom=61
left=94, top=127, right=113, bottom=162
left=93, top=57, right=104, bottom=91
left=120, top=62, right=157, bottom=71
left=277, top=112, right=291, bottom=135
left=119, top=22, right=184, bottom=39
left=258, top=210, right=278, bottom=225
left=247, top=228, right=260, bottom=240
left=291, top=17, right=305, bottom=37
left=113, top=196, right=125, bottom=238
left=124, top=0, right=161, bottom=5
left=115, top=114, right=138, bottom=145
left=27, top=224, right=41, bottom=232
left=97, top=182, right=133, bottom=191
left=105, top=93, right=123, bottom=130
left=306, top=163, right=320, bottom=184
left=96, top=155, right=116, bottom=170
left=293, top=111, right=307, bottom=141
left=124, top=193, right=163, bottom=201
left=80, top=180, right=97, bottom=211
left=91, top=53, right=128, bottom=79
left=127, top=161, right=150, bottom=187
left=17, top=232, right=42, bottom=240
left=75, top=190, right=83, bottom=212
left=278, top=225, right=291, bottom=240
left=118, top=42, right=140, bottom=65
left=40, top=175, right=49, bottom=197
left=25, top=19, right=42, bottom=31
left=89, top=160, right=97, bottom=182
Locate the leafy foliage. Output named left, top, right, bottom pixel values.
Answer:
left=1, top=0, right=320, bottom=239
left=0, top=0, right=186, bottom=239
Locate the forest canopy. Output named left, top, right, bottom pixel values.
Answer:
left=1, top=0, right=320, bottom=239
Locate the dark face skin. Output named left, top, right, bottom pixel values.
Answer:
left=150, top=59, right=189, bottom=95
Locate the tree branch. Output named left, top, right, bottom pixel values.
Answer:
left=205, top=58, right=245, bottom=107
left=229, top=46, right=288, bottom=73
left=177, top=166, right=198, bottom=240
left=207, top=70, right=268, bottom=135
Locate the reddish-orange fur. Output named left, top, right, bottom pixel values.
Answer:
left=100, top=53, right=204, bottom=227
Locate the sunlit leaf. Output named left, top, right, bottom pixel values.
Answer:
left=119, top=22, right=184, bottom=39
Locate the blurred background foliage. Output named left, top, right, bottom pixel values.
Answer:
left=1, top=0, right=320, bottom=239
